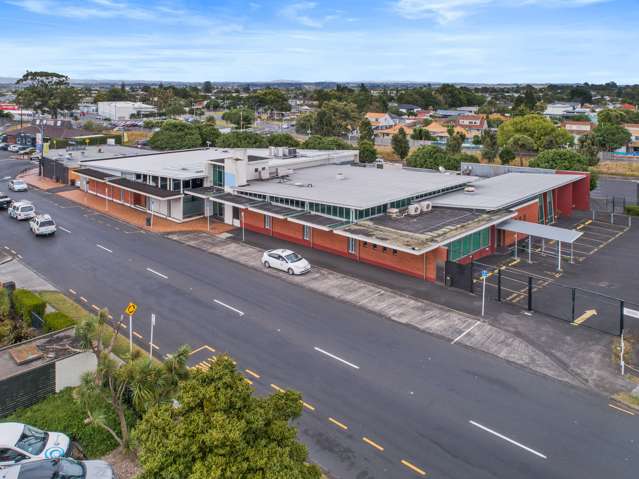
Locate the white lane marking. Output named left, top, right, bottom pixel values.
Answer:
left=68, top=289, right=77, bottom=295
left=59, top=226, right=72, bottom=234
left=17, top=254, right=23, bottom=259
left=451, top=321, right=481, bottom=344
left=313, top=346, right=360, bottom=370
left=96, top=244, right=113, bottom=253
left=469, top=420, right=547, bottom=459
left=214, top=299, right=244, bottom=316
left=2, top=176, right=11, bottom=180
left=10, top=249, right=16, bottom=255
left=3, top=246, right=9, bottom=250
left=146, top=267, right=168, bottom=279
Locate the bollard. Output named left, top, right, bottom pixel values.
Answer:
left=527, top=277, right=533, bottom=311
left=571, top=288, right=576, bottom=322
left=497, top=269, right=502, bottom=302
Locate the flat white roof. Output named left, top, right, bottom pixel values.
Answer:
left=237, top=164, right=475, bottom=209
left=498, top=219, right=583, bottom=243
left=431, top=173, right=585, bottom=210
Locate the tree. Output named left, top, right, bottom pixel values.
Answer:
left=222, top=108, right=255, bottom=129
left=354, top=83, right=373, bottom=112
left=15, top=71, right=80, bottom=118
left=597, top=108, right=626, bottom=125
left=480, top=129, right=499, bottom=162
left=163, top=98, right=186, bottom=118
left=249, top=88, right=291, bottom=115
left=358, top=118, right=374, bottom=143
left=133, top=356, right=320, bottom=479
left=507, top=134, right=536, bottom=162
left=197, top=124, right=221, bottom=147
left=577, top=133, right=601, bottom=166
left=320, top=100, right=359, bottom=136
left=512, top=85, right=538, bottom=113
left=497, top=114, right=573, bottom=150
left=529, top=149, right=596, bottom=189
left=446, top=127, right=465, bottom=154
left=593, top=123, right=631, bottom=151
left=410, top=127, right=434, bottom=141
left=267, top=133, right=300, bottom=147
left=300, top=136, right=353, bottom=150
left=391, top=127, right=410, bottom=160
left=358, top=140, right=377, bottom=163
left=499, top=146, right=516, bottom=165
left=216, top=131, right=268, bottom=148
left=568, top=85, right=593, bottom=105
left=314, top=109, right=339, bottom=137
left=295, top=112, right=315, bottom=135
left=149, top=121, right=202, bottom=150
left=202, top=81, right=213, bottom=94
left=406, top=145, right=478, bottom=171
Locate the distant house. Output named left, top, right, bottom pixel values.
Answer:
left=433, top=109, right=468, bottom=119
left=396, top=104, right=421, bottom=114
left=455, top=115, right=487, bottom=137
left=543, top=102, right=588, bottom=118
left=620, top=103, right=637, bottom=111
left=365, top=112, right=395, bottom=129
left=97, top=101, right=157, bottom=120
left=561, top=120, right=593, bottom=140
left=424, top=122, right=468, bottom=143
left=4, top=122, right=95, bottom=148
left=375, top=124, right=414, bottom=138
left=623, top=124, right=639, bottom=153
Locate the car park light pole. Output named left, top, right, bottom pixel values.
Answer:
left=149, top=314, right=156, bottom=359
left=481, top=270, right=488, bottom=317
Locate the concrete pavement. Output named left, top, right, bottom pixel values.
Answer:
left=0, top=180, right=638, bottom=478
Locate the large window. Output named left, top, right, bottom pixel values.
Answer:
left=213, top=164, right=225, bottom=187
left=308, top=202, right=352, bottom=220
left=355, top=204, right=387, bottom=220
left=303, top=225, right=310, bottom=240
left=264, top=215, right=271, bottom=229
left=448, top=228, right=490, bottom=262
left=348, top=237, right=357, bottom=254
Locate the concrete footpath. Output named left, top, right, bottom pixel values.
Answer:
left=168, top=231, right=633, bottom=395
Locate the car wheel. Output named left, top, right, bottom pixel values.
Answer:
left=263, top=261, right=270, bottom=269
left=287, top=268, right=295, bottom=275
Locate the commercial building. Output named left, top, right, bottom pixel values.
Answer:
left=72, top=147, right=590, bottom=283
left=97, top=101, right=156, bottom=120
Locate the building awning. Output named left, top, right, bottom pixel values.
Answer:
left=247, top=203, right=304, bottom=219
left=286, top=213, right=348, bottom=231
left=75, top=168, right=113, bottom=182
left=185, top=189, right=262, bottom=208
left=497, top=219, right=582, bottom=243
left=108, top=178, right=182, bottom=200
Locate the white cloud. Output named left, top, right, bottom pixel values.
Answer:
left=280, top=1, right=337, bottom=28
left=393, top=0, right=611, bottom=23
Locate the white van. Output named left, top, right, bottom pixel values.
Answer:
left=8, top=201, right=35, bottom=221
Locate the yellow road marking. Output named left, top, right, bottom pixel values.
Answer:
left=401, top=459, right=427, bottom=476
left=270, top=383, right=285, bottom=393
left=244, top=377, right=253, bottom=385
left=572, top=309, right=597, bottom=326
left=245, top=368, right=260, bottom=379
left=509, top=259, right=520, bottom=266
left=108, top=314, right=113, bottom=320
left=68, top=289, right=77, bottom=295
left=91, top=304, right=100, bottom=311
left=583, top=219, right=592, bottom=226
left=189, top=345, right=216, bottom=356
left=609, top=404, right=635, bottom=416
left=328, top=417, right=348, bottom=430
left=301, top=401, right=315, bottom=411
left=133, top=331, right=143, bottom=339
left=362, top=437, right=384, bottom=452
left=120, top=323, right=127, bottom=329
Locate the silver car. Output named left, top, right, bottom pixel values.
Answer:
left=0, top=458, right=115, bottom=479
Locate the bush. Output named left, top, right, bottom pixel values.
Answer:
left=216, top=131, right=268, bottom=148
left=7, top=388, right=134, bottom=458
left=300, top=135, right=353, bottom=150
left=43, top=311, right=75, bottom=332
left=0, top=288, right=10, bottom=321
left=625, top=205, right=639, bottom=216
left=12, top=289, right=46, bottom=326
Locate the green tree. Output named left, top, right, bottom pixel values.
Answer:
left=133, top=356, right=320, bottom=479
left=406, top=145, right=478, bottom=171
left=15, top=71, right=80, bottom=118
left=410, top=127, right=434, bottom=141
left=216, top=131, right=268, bottom=148
left=267, top=133, right=300, bottom=147
left=568, top=85, right=593, bottom=105
left=320, top=100, right=360, bottom=136
left=314, top=109, right=339, bottom=137
left=249, top=88, right=291, bottom=115
left=353, top=83, right=373, bottom=112
left=358, top=140, right=377, bottom=163
left=446, top=127, right=466, bottom=154
left=295, top=112, right=315, bottom=135
left=222, top=108, right=256, bottom=129
left=202, top=81, right=213, bottom=94
left=512, top=85, right=538, bottom=112
left=391, top=127, right=410, bottom=160
left=480, top=129, right=499, bottom=162
left=497, top=114, right=572, bottom=150
left=163, top=98, right=186, bottom=118
left=593, top=123, right=631, bottom=151
left=529, top=149, right=596, bottom=189
left=499, top=147, right=516, bottom=165
left=149, top=121, right=202, bottom=150
left=577, top=133, right=601, bottom=166
left=507, top=134, right=536, bottom=161
left=358, top=118, right=375, bottom=143
left=197, top=124, right=221, bottom=147
left=597, top=108, right=626, bottom=125
left=300, top=135, right=353, bottom=150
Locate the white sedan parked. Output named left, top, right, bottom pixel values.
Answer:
left=8, top=180, right=28, bottom=192
left=0, top=423, right=70, bottom=468
left=262, top=249, right=311, bottom=275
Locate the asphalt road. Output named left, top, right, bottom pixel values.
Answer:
left=0, top=172, right=638, bottom=478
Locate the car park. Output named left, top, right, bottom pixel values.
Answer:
left=29, top=214, right=56, bottom=236
left=0, top=193, right=11, bottom=209
left=0, top=423, right=70, bottom=468
left=8, top=180, right=28, bottom=192
left=8, top=201, right=35, bottom=221
left=262, top=249, right=311, bottom=275
left=0, top=458, right=114, bottom=479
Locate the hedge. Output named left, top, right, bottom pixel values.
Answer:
left=0, top=288, right=9, bottom=320
left=625, top=205, right=639, bottom=216
left=48, top=135, right=123, bottom=149
left=12, top=289, right=46, bottom=326
left=7, top=388, right=135, bottom=458
left=43, top=311, right=75, bottom=332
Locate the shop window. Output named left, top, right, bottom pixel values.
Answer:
left=264, top=215, right=271, bottom=229
left=303, top=225, right=310, bottom=240
left=392, top=249, right=398, bottom=255
left=348, top=237, right=357, bottom=254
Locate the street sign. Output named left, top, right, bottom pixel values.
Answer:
left=481, top=270, right=488, bottom=279
left=623, top=307, right=639, bottom=319
left=125, top=302, right=137, bottom=316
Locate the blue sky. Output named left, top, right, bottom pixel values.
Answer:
left=1, top=0, right=636, bottom=83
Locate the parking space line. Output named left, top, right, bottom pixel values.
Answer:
left=245, top=368, right=260, bottom=379
left=213, top=299, right=244, bottom=316
left=401, top=459, right=427, bottom=476
left=363, top=437, right=384, bottom=452
left=68, top=289, right=77, bottom=295
left=146, top=267, right=168, bottom=279
left=469, top=420, right=547, bottom=459
left=91, top=304, right=100, bottom=311
left=133, top=331, right=143, bottom=339
left=609, top=404, right=635, bottom=416
left=189, top=345, right=215, bottom=355
left=314, top=346, right=360, bottom=370
left=301, top=401, right=315, bottom=411
left=96, top=244, right=113, bottom=253
left=328, top=417, right=348, bottom=430
left=79, top=296, right=88, bottom=303
left=451, top=321, right=480, bottom=344
left=58, top=226, right=72, bottom=234
left=270, top=383, right=285, bottom=393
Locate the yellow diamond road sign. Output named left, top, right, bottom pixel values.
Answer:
left=125, top=303, right=137, bottom=316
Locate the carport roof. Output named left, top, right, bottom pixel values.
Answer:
left=497, top=219, right=583, bottom=243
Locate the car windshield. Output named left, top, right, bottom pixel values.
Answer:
left=14, top=181, right=25, bottom=186
left=284, top=253, right=303, bottom=263
left=57, top=458, right=85, bottom=479
left=39, top=220, right=55, bottom=227
left=22, top=206, right=34, bottom=212
left=15, top=425, right=48, bottom=455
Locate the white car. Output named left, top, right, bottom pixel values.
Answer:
left=7, top=145, right=21, bottom=153
left=0, top=458, right=114, bottom=479
left=29, top=214, right=56, bottom=236
left=8, top=180, right=28, bottom=192
left=262, top=249, right=311, bottom=275
left=0, top=423, right=70, bottom=468
left=8, top=201, right=35, bottom=221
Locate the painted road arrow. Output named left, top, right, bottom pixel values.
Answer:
left=572, top=309, right=597, bottom=326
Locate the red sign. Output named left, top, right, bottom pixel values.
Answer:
left=0, top=103, right=18, bottom=111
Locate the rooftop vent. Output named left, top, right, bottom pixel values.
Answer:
left=336, top=172, right=345, bottom=181
left=464, top=186, right=476, bottom=193
left=407, top=204, right=421, bottom=216
left=387, top=208, right=401, bottom=218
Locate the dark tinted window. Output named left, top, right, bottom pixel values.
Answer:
left=15, top=425, right=48, bottom=455
left=0, top=448, right=27, bottom=462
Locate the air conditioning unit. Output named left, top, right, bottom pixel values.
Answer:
left=419, top=201, right=433, bottom=212
left=387, top=208, right=401, bottom=218
left=407, top=204, right=421, bottom=216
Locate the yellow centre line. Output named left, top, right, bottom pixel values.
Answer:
left=362, top=437, right=384, bottom=452
left=133, top=331, right=143, bottom=339
left=301, top=401, right=315, bottom=412
left=401, top=459, right=427, bottom=476
left=328, top=417, right=348, bottom=430
left=244, top=377, right=253, bottom=385
left=270, top=383, right=285, bottom=393
left=245, top=368, right=260, bottom=379
left=609, top=403, right=635, bottom=416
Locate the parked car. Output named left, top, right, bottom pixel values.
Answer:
left=0, top=458, right=114, bottom=479
left=0, top=193, right=11, bottom=209
left=0, top=423, right=70, bottom=468
left=262, top=249, right=311, bottom=275
left=8, top=180, right=28, bottom=192
left=0, top=143, right=9, bottom=151
left=29, top=214, right=56, bottom=236
left=8, top=201, right=35, bottom=221
left=7, top=145, right=21, bottom=152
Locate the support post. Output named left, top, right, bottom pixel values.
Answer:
left=527, top=277, right=533, bottom=311
left=571, top=288, right=576, bottom=322
left=528, top=236, right=532, bottom=264
left=620, top=300, right=625, bottom=338
left=514, top=233, right=518, bottom=259
left=570, top=242, right=574, bottom=264
left=481, top=276, right=486, bottom=317
left=620, top=300, right=625, bottom=375
left=128, top=314, right=132, bottom=353
left=541, top=238, right=545, bottom=256
left=149, top=314, right=155, bottom=359
left=557, top=241, right=562, bottom=271
left=497, top=269, right=502, bottom=302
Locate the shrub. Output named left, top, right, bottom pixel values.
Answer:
left=12, top=289, right=46, bottom=326
left=43, top=311, right=75, bottom=332
left=8, top=388, right=134, bottom=458
left=0, top=288, right=10, bottom=321
left=625, top=205, right=639, bottom=216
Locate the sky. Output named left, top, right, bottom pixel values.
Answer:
left=1, top=0, right=637, bottom=83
